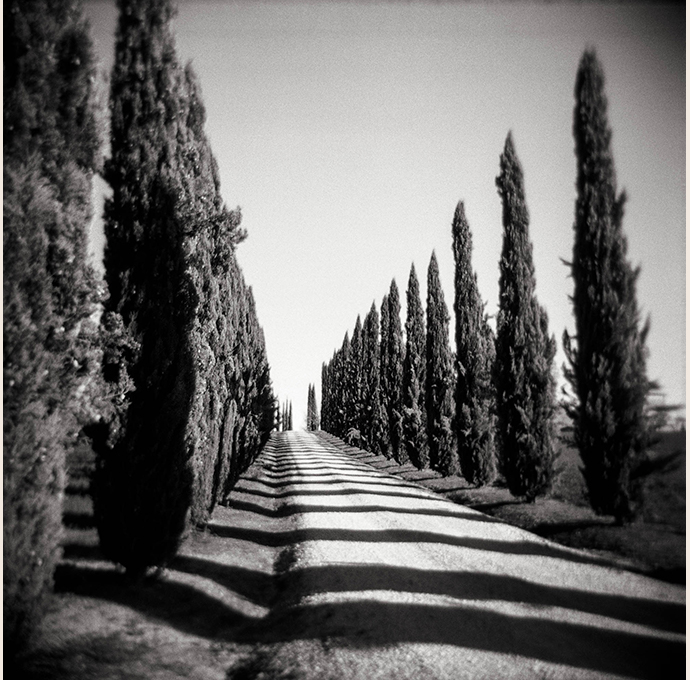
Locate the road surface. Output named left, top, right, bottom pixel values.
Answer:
left=218, top=431, right=685, bottom=680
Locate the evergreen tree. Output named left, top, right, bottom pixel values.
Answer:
left=94, top=0, right=203, bottom=577
left=335, top=333, right=351, bottom=437
left=379, top=294, right=393, bottom=457
left=426, top=253, right=457, bottom=476
left=288, top=401, right=293, bottom=431
left=321, top=362, right=330, bottom=432
left=564, top=50, right=651, bottom=522
left=216, top=261, right=273, bottom=505
left=307, top=383, right=320, bottom=431
left=402, top=264, right=429, bottom=468
left=362, top=302, right=386, bottom=454
left=307, top=384, right=314, bottom=430
left=495, top=132, right=557, bottom=501
left=452, top=202, right=497, bottom=486
left=347, top=316, right=364, bottom=438
left=4, top=0, right=103, bottom=651
left=387, top=280, right=406, bottom=463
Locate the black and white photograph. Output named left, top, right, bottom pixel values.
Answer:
left=4, top=0, right=685, bottom=677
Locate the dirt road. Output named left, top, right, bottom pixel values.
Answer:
left=218, top=431, right=685, bottom=680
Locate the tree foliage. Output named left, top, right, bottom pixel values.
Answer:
left=385, top=281, right=406, bottom=463
left=426, top=253, right=457, bottom=476
left=402, top=264, right=429, bottom=469
left=362, top=302, right=387, bottom=455
left=563, top=50, right=651, bottom=523
left=378, top=294, right=393, bottom=457
left=495, top=132, right=557, bottom=501
left=93, top=0, right=272, bottom=578
left=452, top=202, right=496, bottom=486
left=307, top=383, right=320, bottom=431
left=4, top=0, right=103, bottom=650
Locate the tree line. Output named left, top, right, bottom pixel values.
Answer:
left=276, top=399, right=294, bottom=431
left=4, top=0, right=275, bottom=653
left=321, top=50, right=653, bottom=525
left=307, top=383, right=320, bottom=431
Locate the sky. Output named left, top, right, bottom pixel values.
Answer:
left=84, top=1, right=685, bottom=430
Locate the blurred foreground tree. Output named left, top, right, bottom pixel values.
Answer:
left=4, top=0, right=103, bottom=651
left=563, top=50, right=652, bottom=523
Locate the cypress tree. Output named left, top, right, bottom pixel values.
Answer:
left=387, top=280, right=406, bottom=463
left=336, top=333, right=351, bottom=437
left=347, top=317, right=364, bottom=437
left=379, top=294, right=393, bottom=457
left=181, top=62, right=252, bottom=525
left=426, top=253, right=457, bottom=476
left=307, top=383, right=320, bottom=431
left=307, top=384, right=313, bottom=430
left=402, top=264, right=429, bottom=468
left=564, top=50, right=651, bottom=523
left=495, top=132, right=557, bottom=501
left=362, top=302, right=386, bottom=454
left=4, top=0, right=103, bottom=650
left=321, top=362, right=329, bottom=432
left=94, top=0, right=200, bottom=579
left=452, top=202, right=497, bottom=486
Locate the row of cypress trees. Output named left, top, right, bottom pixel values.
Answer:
left=276, top=400, right=293, bottom=431
left=4, top=0, right=274, bottom=651
left=322, top=50, right=652, bottom=523
left=306, top=383, right=320, bottom=431
left=93, top=0, right=275, bottom=577
left=321, top=133, right=554, bottom=498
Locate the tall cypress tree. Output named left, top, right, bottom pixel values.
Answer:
left=387, top=280, right=407, bottom=463
left=307, top=383, right=319, bottom=431
left=347, top=316, right=364, bottom=437
left=402, top=264, right=429, bottom=468
left=321, top=362, right=330, bottom=432
left=362, top=302, right=386, bottom=454
left=94, top=0, right=200, bottom=579
left=426, top=253, right=457, bottom=476
left=564, top=50, right=651, bottom=523
left=4, top=0, right=102, bottom=650
left=495, top=132, right=557, bottom=501
left=336, top=332, right=351, bottom=437
left=452, top=202, right=497, bottom=486
left=379, top=294, right=393, bottom=457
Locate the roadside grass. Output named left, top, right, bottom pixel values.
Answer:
left=318, top=430, right=686, bottom=585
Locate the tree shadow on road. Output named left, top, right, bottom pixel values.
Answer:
left=205, top=522, right=634, bottom=570
left=232, top=484, right=476, bottom=506
left=54, top=551, right=684, bottom=680
left=224, top=498, right=505, bottom=524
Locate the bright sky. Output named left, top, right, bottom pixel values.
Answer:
left=85, top=1, right=685, bottom=429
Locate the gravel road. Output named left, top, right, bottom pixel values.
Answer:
left=222, top=431, right=685, bottom=680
